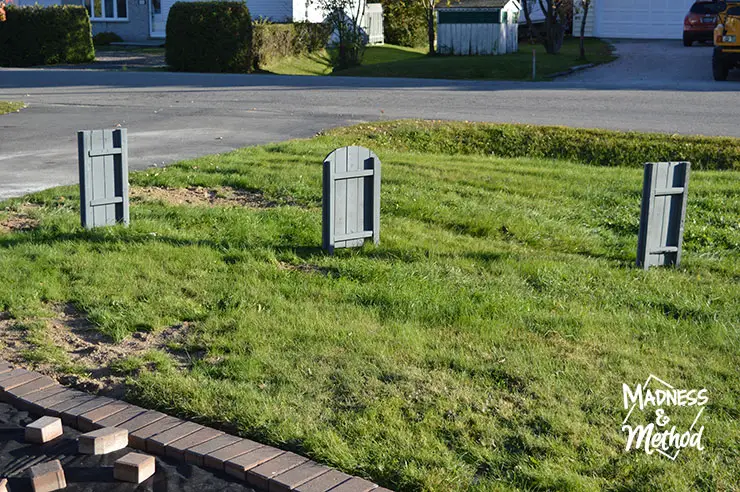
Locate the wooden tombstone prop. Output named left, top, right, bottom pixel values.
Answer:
left=78, top=128, right=130, bottom=229
left=637, top=162, right=690, bottom=269
left=322, top=146, right=381, bottom=254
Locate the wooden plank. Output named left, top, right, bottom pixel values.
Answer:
left=89, top=197, right=124, bottom=207
left=334, top=170, right=375, bottom=180
left=202, top=439, right=263, bottom=470
left=268, top=461, right=331, bottom=492
left=185, top=434, right=242, bottom=466
left=118, top=128, right=130, bottom=226
left=675, top=163, right=690, bottom=266
left=78, top=130, right=92, bottom=228
left=146, top=421, right=204, bottom=455
left=345, top=146, right=359, bottom=247
left=334, top=146, right=347, bottom=249
left=334, top=231, right=373, bottom=242
left=224, top=447, right=284, bottom=480
left=91, top=130, right=107, bottom=228
left=247, top=452, right=307, bottom=490
left=323, top=154, right=335, bottom=254
left=87, top=147, right=123, bottom=157
left=372, top=150, right=381, bottom=246
left=103, top=129, right=116, bottom=225
left=165, top=427, right=224, bottom=460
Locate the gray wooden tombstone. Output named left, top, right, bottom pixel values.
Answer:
left=636, top=162, right=690, bottom=270
left=322, top=146, right=381, bottom=254
left=78, top=128, right=130, bottom=229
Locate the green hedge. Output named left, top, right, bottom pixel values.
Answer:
left=166, top=1, right=252, bottom=73
left=381, top=0, right=427, bottom=47
left=326, top=121, right=740, bottom=171
left=252, top=21, right=331, bottom=69
left=0, top=5, right=94, bottom=67
left=93, top=31, right=124, bottom=46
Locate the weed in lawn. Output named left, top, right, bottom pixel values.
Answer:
left=0, top=125, right=737, bottom=491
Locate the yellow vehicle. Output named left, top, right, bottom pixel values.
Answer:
left=713, top=0, right=740, bottom=80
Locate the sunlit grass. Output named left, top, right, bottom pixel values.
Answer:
left=0, top=123, right=737, bottom=491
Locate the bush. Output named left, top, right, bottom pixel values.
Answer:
left=93, top=31, right=123, bottom=46
left=252, top=21, right=331, bottom=70
left=294, top=21, right=332, bottom=53
left=327, top=120, right=740, bottom=171
left=381, top=0, right=426, bottom=47
left=166, top=1, right=252, bottom=73
left=0, top=5, right=94, bottom=67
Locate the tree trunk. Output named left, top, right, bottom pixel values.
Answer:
left=427, top=7, right=436, bottom=55
left=579, top=1, right=589, bottom=60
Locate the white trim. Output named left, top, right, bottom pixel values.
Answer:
left=91, top=17, right=129, bottom=22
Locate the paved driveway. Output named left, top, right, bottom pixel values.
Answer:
left=565, top=39, right=740, bottom=84
left=0, top=45, right=739, bottom=199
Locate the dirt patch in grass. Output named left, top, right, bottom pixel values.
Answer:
left=277, top=261, right=330, bottom=275
left=0, top=305, right=193, bottom=398
left=0, top=203, right=41, bottom=233
left=130, top=186, right=277, bottom=208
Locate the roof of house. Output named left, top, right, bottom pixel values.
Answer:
left=436, top=0, right=517, bottom=9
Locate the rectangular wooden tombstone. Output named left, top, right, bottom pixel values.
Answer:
left=637, top=162, right=690, bottom=269
left=78, top=128, right=129, bottom=229
left=322, top=146, right=380, bottom=254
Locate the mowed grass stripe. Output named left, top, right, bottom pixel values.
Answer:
left=0, top=126, right=737, bottom=491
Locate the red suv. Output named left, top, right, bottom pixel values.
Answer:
left=684, top=1, right=724, bottom=46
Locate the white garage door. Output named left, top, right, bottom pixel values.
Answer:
left=596, top=0, right=695, bottom=39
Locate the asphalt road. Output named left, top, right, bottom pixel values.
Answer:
left=0, top=40, right=738, bottom=199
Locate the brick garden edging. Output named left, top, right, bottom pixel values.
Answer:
left=0, top=360, right=392, bottom=492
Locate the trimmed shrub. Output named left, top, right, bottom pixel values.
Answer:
left=252, top=21, right=331, bottom=69
left=0, top=5, right=94, bottom=67
left=381, top=0, right=426, bottom=47
left=327, top=120, right=740, bottom=171
left=166, top=1, right=252, bottom=73
left=93, top=31, right=124, bottom=46
left=294, top=21, right=332, bottom=53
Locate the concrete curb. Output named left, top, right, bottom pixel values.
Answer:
left=546, top=63, right=596, bottom=79
left=0, top=361, right=392, bottom=492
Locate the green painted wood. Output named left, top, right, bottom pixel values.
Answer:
left=78, top=128, right=129, bottom=229
left=322, top=146, right=381, bottom=254
left=637, top=162, right=690, bottom=269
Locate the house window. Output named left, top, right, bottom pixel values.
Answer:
left=85, top=0, right=127, bottom=20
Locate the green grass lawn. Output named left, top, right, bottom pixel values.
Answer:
left=0, top=101, right=25, bottom=114
left=0, top=123, right=737, bottom=491
left=263, top=39, right=614, bottom=80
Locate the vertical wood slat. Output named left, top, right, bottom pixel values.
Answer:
left=78, top=128, right=130, bottom=229
left=322, top=146, right=381, bottom=254
left=636, top=162, right=690, bottom=270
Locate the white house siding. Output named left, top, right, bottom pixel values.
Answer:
left=572, top=1, right=595, bottom=37
left=576, top=0, right=694, bottom=40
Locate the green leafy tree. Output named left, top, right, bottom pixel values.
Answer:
left=380, top=0, right=426, bottom=47
left=312, top=0, right=366, bottom=69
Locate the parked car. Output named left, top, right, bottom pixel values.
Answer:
left=684, top=1, right=724, bottom=46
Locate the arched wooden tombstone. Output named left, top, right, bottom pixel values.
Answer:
left=322, top=146, right=381, bottom=254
